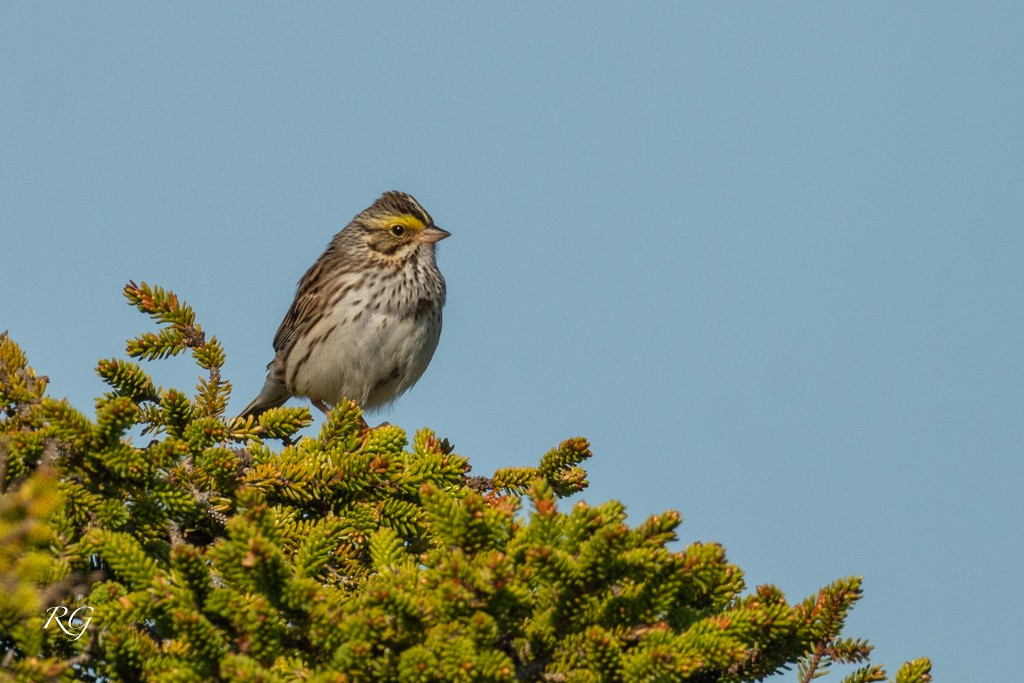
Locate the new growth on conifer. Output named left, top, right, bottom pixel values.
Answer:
left=0, top=283, right=932, bottom=682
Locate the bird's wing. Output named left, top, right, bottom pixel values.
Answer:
left=272, top=260, right=327, bottom=353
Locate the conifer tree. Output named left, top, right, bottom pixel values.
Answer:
left=0, top=283, right=932, bottom=682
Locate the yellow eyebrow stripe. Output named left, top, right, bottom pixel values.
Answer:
left=369, top=213, right=426, bottom=231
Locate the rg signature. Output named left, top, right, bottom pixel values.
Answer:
left=43, top=605, right=94, bottom=641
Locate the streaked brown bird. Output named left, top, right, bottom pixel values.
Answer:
left=240, top=191, right=449, bottom=418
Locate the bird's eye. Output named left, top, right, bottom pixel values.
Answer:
left=389, top=225, right=406, bottom=238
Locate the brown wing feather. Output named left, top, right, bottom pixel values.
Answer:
left=272, top=258, right=328, bottom=353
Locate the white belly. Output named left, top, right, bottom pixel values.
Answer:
left=290, top=305, right=441, bottom=408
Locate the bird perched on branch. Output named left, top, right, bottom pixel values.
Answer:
left=240, top=191, right=450, bottom=419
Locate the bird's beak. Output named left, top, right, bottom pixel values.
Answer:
left=415, top=226, right=451, bottom=244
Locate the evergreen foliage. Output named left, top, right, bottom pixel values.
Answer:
left=0, top=283, right=932, bottom=682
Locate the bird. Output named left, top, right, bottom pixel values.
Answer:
left=239, top=191, right=449, bottom=419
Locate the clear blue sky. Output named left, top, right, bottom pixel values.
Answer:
left=3, top=3, right=1021, bottom=679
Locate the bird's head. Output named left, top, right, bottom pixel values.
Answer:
left=353, top=191, right=450, bottom=260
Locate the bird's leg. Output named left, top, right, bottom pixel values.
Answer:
left=314, top=399, right=376, bottom=434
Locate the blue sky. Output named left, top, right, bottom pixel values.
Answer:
left=3, top=3, right=1022, bottom=679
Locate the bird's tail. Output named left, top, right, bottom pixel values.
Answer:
left=237, top=378, right=291, bottom=419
